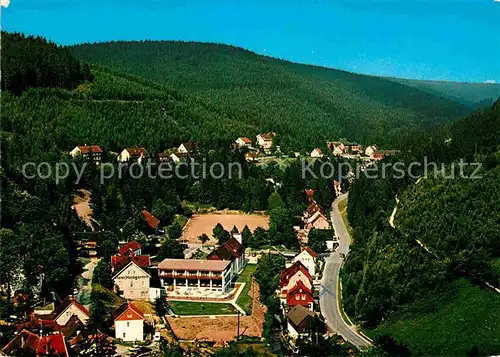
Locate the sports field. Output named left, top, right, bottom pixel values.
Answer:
left=180, top=213, right=269, bottom=245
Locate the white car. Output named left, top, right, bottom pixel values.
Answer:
left=153, top=332, right=161, bottom=342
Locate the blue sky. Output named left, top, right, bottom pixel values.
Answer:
left=2, top=0, right=499, bottom=82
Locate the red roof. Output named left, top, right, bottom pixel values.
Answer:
left=142, top=210, right=160, bottom=229
left=77, top=145, right=103, bottom=154
left=111, top=253, right=150, bottom=272
left=2, top=329, right=40, bottom=355
left=302, top=246, right=317, bottom=259
left=286, top=281, right=314, bottom=307
left=118, top=241, right=142, bottom=255
left=280, top=261, right=312, bottom=288
left=305, top=189, right=315, bottom=200
left=126, top=147, right=146, bottom=156
left=113, top=301, right=144, bottom=321
left=52, top=296, right=89, bottom=321
left=37, top=333, right=69, bottom=356
left=240, top=137, right=252, bottom=143
left=208, top=236, right=245, bottom=261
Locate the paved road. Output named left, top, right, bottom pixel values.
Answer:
left=319, top=193, right=372, bottom=349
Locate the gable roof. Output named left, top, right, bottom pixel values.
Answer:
left=280, top=261, right=312, bottom=287
left=286, top=305, right=315, bottom=331
left=311, top=148, right=323, bottom=155
left=287, top=280, right=313, bottom=296
left=307, top=211, right=328, bottom=225
left=305, top=201, right=323, bottom=216
left=37, top=333, right=69, bottom=356
left=257, top=132, right=275, bottom=141
left=52, top=296, right=89, bottom=321
left=61, top=315, right=84, bottom=339
left=300, top=246, right=317, bottom=259
left=208, top=236, right=245, bottom=261
left=125, top=147, right=146, bottom=156
left=113, top=301, right=144, bottom=321
left=239, top=137, right=252, bottom=143
left=118, top=241, right=142, bottom=255
left=142, top=210, right=160, bottom=229
left=286, top=281, right=314, bottom=307
left=112, top=258, right=151, bottom=279
left=76, top=145, right=103, bottom=154
left=2, top=329, right=40, bottom=355
left=179, top=141, right=199, bottom=152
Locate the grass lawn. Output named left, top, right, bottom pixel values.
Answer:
left=491, top=257, right=500, bottom=276
left=235, top=264, right=257, bottom=314
left=338, top=198, right=353, bottom=237
left=367, top=279, right=500, bottom=356
left=169, top=301, right=237, bottom=315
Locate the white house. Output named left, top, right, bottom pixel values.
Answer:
left=69, top=145, right=103, bottom=163
left=113, top=302, right=144, bottom=342
left=256, top=132, right=275, bottom=151
left=52, top=296, right=90, bottom=326
left=293, top=247, right=317, bottom=277
left=178, top=142, right=199, bottom=154
left=235, top=137, right=253, bottom=148
left=112, top=260, right=151, bottom=300
left=117, top=148, right=147, bottom=164
left=365, top=145, right=377, bottom=157
left=310, top=148, right=324, bottom=158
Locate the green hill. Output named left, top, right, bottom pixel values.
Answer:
left=71, top=40, right=471, bottom=149
left=388, top=78, right=500, bottom=108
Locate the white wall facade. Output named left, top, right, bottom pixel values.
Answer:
left=115, top=319, right=144, bottom=342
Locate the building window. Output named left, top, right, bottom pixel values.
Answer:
left=123, top=333, right=126, bottom=338
left=296, top=295, right=299, bottom=300
left=130, top=281, right=133, bottom=287
left=127, top=322, right=130, bottom=327
left=302, top=295, right=305, bottom=300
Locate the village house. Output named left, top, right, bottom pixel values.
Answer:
left=69, top=145, right=103, bottom=163
left=157, top=152, right=171, bottom=162
left=52, top=296, right=90, bottom=326
left=245, top=152, right=256, bottom=162
left=327, top=141, right=346, bottom=155
left=256, top=132, right=276, bottom=152
left=177, top=141, right=199, bottom=155
left=117, top=147, right=147, bottom=164
left=235, top=137, right=253, bottom=148
left=309, top=148, right=324, bottom=158
left=280, top=261, right=312, bottom=295
left=305, top=211, right=330, bottom=230
left=142, top=209, right=161, bottom=231
left=113, top=302, right=144, bottom=342
left=119, top=241, right=142, bottom=256
left=208, top=235, right=246, bottom=277
left=77, top=240, right=97, bottom=258
left=286, top=305, right=316, bottom=340
left=365, top=145, right=378, bottom=157
left=158, top=259, right=233, bottom=294
left=286, top=281, right=314, bottom=311
left=1, top=330, right=69, bottom=357
left=111, top=255, right=151, bottom=300
left=349, top=143, right=361, bottom=153
left=293, top=247, right=317, bottom=277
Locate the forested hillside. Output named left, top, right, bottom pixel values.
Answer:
left=343, top=101, right=500, bottom=356
left=71, top=40, right=471, bottom=149
left=388, top=77, right=500, bottom=108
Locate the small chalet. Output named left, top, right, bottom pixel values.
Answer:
left=235, top=137, right=253, bottom=148
left=52, top=295, right=90, bottom=327
left=305, top=211, right=330, bottom=230
left=293, top=247, right=317, bottom=277
left=286, top=305, right=315, bottom=339
left=113, top=302, right=144, bottom=342
left=1, top=330, right=69, bottom=357
left=280, top=261, right=312, bottom=295
left=309, top=148, right=324, bottom=158
left=286, top=281, right=314, bottom=311
left=208, top=235, right=246, bottom=277
left=327, top=141, right=346, bottom=155
left=69, top=145, right=103, bottom=163
left=117, top=147, right=147, bottom=163
left=256, top=132, right=275, bottom=151
left=178, top=142, right=199, bottom=154
left=142, top=209, right=160, bottom=231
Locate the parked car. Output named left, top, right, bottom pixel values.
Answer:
left=153, top=332, right=161, bottom=342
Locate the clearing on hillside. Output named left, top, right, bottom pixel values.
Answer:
left=180, top=213, right=269, bottom=245
left=72, top=189, right=99, bottom=231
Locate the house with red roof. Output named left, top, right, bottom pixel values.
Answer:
left=310, top=148, right=324, bottom=158
left=280, top=261, right=312, bottom=295
left=208, top=235, right=246, bottom=279
left=117, top=147, right=147, bottom=163
left=119, top=241, right=142, bottom=256
left=69, top=145, right=103, bottom=163
left=235, top=137, right=253, bottom=148
left=305, top=211, right=330, bottom=230
left=113, top=301, right=144, bottom=342
left=142, top=209, right=160, bottom=230
left=1, top=330, right=69, bottom=357
left=52, top=296, right=89, bottom=327
left=286, top=281, right=314, bottom=310
left=112, top=257, right=151, bottom=300
left=292, top=247, right=317, bottom=277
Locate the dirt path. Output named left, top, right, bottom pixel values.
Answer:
left=72, top=189, right=99, bottom=231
